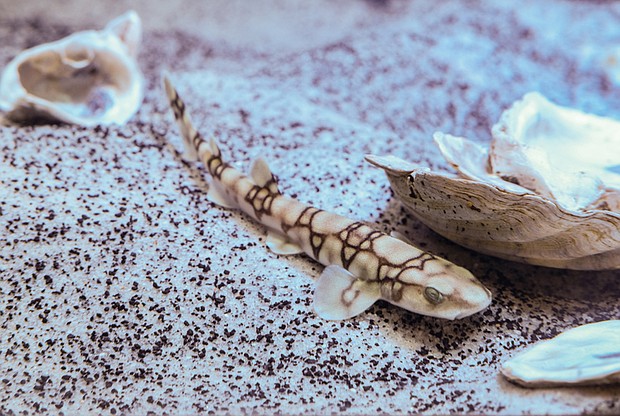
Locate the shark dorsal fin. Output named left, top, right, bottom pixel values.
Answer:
left=250, top=157, right=281, bottom=194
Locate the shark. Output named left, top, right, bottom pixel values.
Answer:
left=163, top=76, right=492, bottom=321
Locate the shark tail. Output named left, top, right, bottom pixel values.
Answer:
left=163, top=74, right=236, bottom=208
left=162, top=74, right=222, bottom=163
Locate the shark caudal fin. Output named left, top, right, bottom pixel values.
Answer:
left=162, top=74, right=203, bottom=162
left=163, top=74, right=235, bottom=209
left=314, top=265, right=381, bottom=320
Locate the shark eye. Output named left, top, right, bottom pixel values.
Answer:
left=424, top=287, right=444, bottom=305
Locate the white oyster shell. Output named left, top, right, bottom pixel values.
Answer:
left=366, top=92, right=620, bottom=270
left=0, top=11, right=144, bottom=126
left=491, top=92, right=620, bottom=212
left=501, top=320, right=620, bottom=387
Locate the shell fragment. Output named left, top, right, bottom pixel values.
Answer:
left=501, top=320, right=620, bottom=387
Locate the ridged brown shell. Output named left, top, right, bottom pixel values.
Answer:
left=366, top=154, right=620, bottom=270
left=366, top=93, right=620, bottom=270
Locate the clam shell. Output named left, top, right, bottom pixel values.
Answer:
left=366, top=93, right=620, bottom=270
left=501, top=320, right=620, bottom=387
left=0, top=11, right=144, bottom=126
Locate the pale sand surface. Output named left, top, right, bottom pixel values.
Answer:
left=1, top=1, right=620, bottom=414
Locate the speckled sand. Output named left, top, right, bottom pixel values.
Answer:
left=1, top=1, right=620, bottom=414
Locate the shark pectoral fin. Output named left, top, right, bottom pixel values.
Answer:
left=250, top=157, right=281, bottom=194
left=207, top=182, right=236, bottom=209
left=266, top=230, right=304, bottom=255
left=314, top=265, right=380, bottom=320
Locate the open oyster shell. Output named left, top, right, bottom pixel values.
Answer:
left=0, top=11, right=144, bottom=126
left=501, top=320, right=620, bottom=387
left=490, top=92, right=620, bottom=212
left=366, top=93, right=620, bottom=270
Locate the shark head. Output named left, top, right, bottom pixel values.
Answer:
left=386, top=259, right=492, bottom=320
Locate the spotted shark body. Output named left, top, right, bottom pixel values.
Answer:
left=163, top=76, right=492, bottom=320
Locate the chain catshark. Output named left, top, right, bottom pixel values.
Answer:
left=163, top=76, right=492, bottom=320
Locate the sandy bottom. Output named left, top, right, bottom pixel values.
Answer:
left=1, top=0, right=619, bottom=414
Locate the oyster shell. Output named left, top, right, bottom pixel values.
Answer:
left=0, top=11, right=144, bottom=126
left=366, top=93, right=620, bottom=270
left=501, top=320, right=620, bottom=387
left=490, top=92, right=620, bottom=212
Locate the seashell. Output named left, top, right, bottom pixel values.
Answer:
left=365, top=93, right=620, bottom=270
left=501, top=320, right=620, bottom=387
left=490, top=92, right=620, bottom=212
left=0, top=11, right=144, bottom=126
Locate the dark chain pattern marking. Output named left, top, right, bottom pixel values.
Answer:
left=281, top=207, right=326, bottom=259
left=341, top=285, right=362, bottom=309
left=170, top=92, right=185, bottom=121
left=168, top=85, right=231, bottom=181
left=244, top=184, right=279, bottom=221
left=207, top=154, right=230, bottom=180
left=338, top=222, right=382, bottom=269
left=385, top=253, right=437, bottom=301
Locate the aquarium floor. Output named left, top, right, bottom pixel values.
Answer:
left=1, top=0, right=619, bottom=414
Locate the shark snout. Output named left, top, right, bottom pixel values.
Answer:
left=454, top=285, right=493, bottom=319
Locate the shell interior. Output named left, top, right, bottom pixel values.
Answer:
left=0, top=10, right=143, bottom=126
left=490, top=92, right=620, bottom=212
